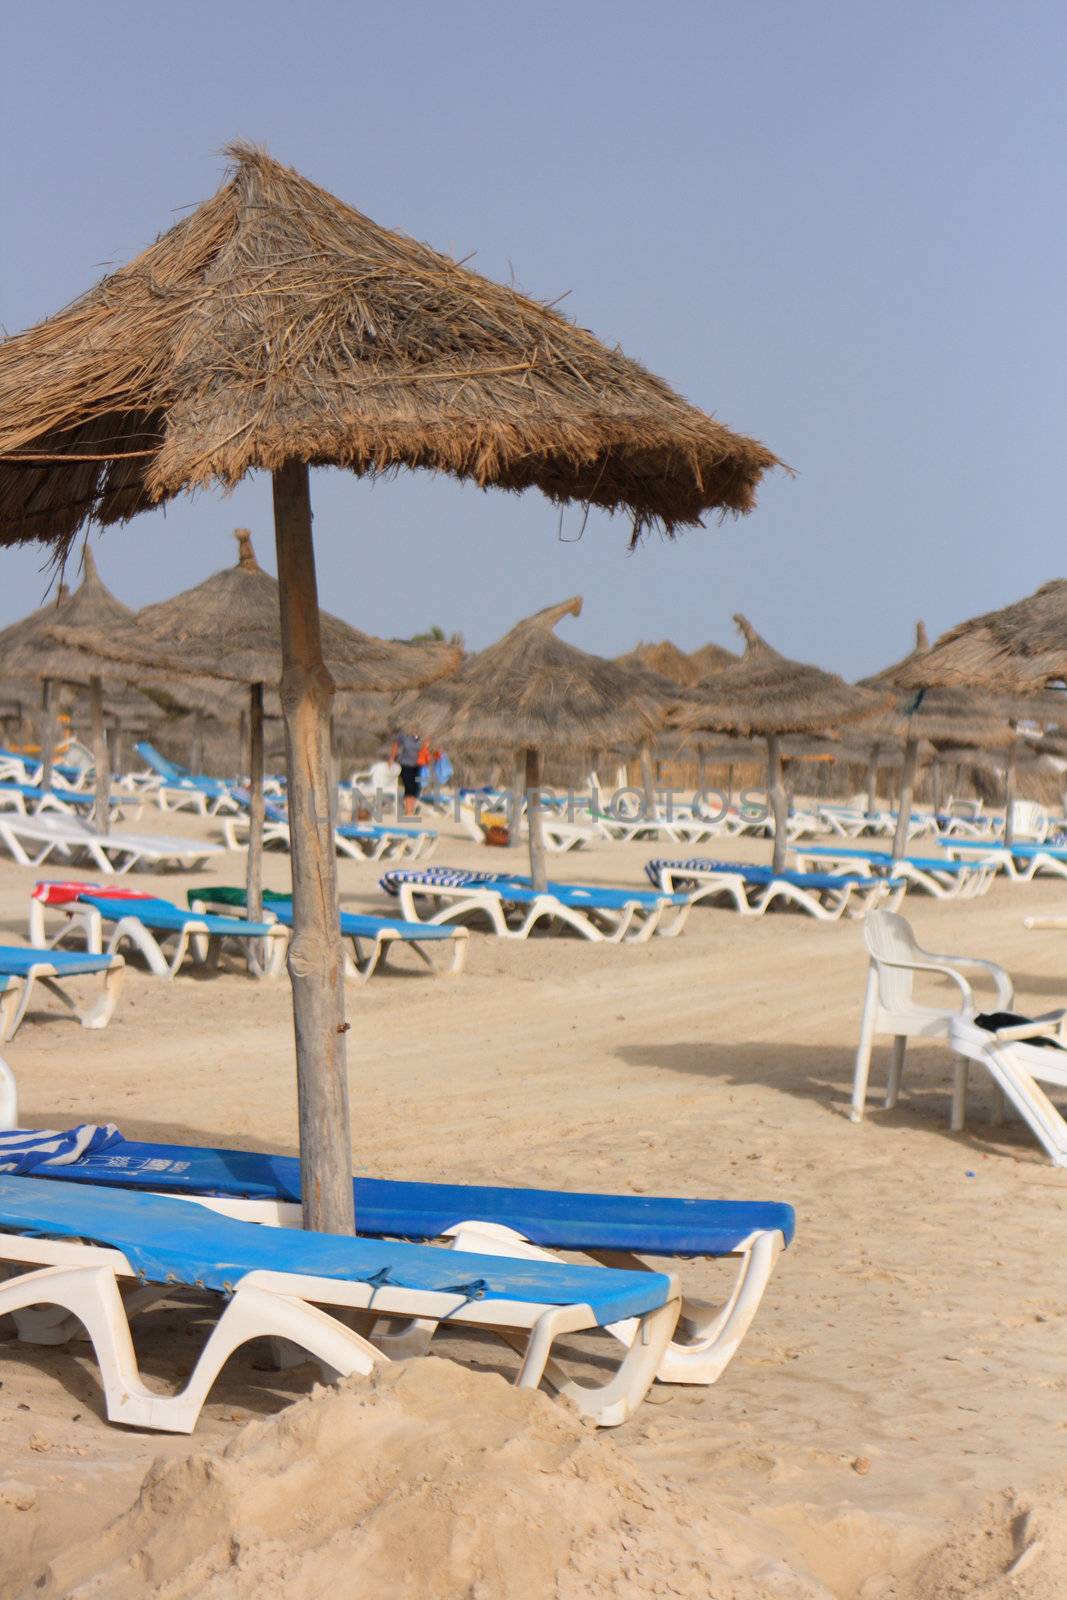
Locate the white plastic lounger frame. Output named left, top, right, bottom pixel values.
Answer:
left=651, top=862, right=901, bottom=922
left=792, top=848, right=997, bottom=901
left=852, top=909, right=1013, bottom=1128
left=0, top=815, right=222, bottom=875
left=129, top=1187, right=782, bottom=1389
left=155, top=782, right=241, bottom=817
left=221, top=812, right=434, bottom=862
left=392, top=879, right=687, bottom=943
left=0, top=1223, right=680, bottom=1433
left=29, top=899, right=288, bottom=982
left=0, top=954, right=125, bottom=1042
left=950, top=1014, right=1067, bottom=1166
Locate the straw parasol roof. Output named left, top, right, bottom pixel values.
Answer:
left=51, top=530, right=461, bottom=692
left=671, top=616, right=887, bottom=739
left=897, top=581, right=1067, bottom=694
left=402, top=598, right=660, bottom=757
left=0, top=547, right=137, bottom=688
left=0, top=145, right=780, bottom=554
left=688, top=640, right=739, bottom=676
left=614, top=640, right=700, bottom=687
left=859, top=622, right=1017, bottom=751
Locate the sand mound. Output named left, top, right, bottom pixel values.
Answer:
left=21, top=1360, right=830, bottom=1600
left=902, top=1481, right=1067, bottom=1599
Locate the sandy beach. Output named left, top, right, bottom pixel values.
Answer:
left=0, top=802, right=1064, bottom=1597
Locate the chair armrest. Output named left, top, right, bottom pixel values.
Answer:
left=921, top=953, right=1013, bottom=1008
left=877, top=955, right=975, bottom=1007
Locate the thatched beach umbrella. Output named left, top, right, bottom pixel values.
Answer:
left=0, top=145, right=778, bottom=1234
left=403, top=598, right=660, bottom=890
left=54, top=529, right=459, bottom=919
left=898, top=581, right=1067, bottom=694
left=0, top=548, right=142, bottom=827
left=689, top=640, right=739, bottom=677
left=860, top=622, right=1017, bottom=858
left=615, top=640, right=700, bottom=688
left=671, top=616, right=887, bottom=872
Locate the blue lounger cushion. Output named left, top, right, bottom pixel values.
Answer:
left=0, top=1126, right=795, bottom=1256
left=0, top=945, right=118, bottom=977
left=643, top=858, right=888, bottom=892
left=381, top=868, right=687, bottom=909
left=337, top=824, right=437, bottom=842
left=0, top=1173, right=671, bottom=1326
left=799, top=846, right=969, bottom=873
left=78, top=895, right=277, bottom=939
left=251, top=897, right=459, bottom=943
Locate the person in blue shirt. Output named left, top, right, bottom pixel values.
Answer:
left=391, top=730, right=425, bottom=816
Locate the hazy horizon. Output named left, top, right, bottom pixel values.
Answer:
left=1, top=0, right=1062, bottom=678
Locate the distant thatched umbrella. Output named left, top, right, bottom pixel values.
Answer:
left=689, top=640, right=739, bottom=677
left=860, top=621, right=1017, bottom=856
left=0, top=549, right=144, bottom=827
left=54, top=530, right=460, bottom=918
left=403, top=598, right=660, bottom=889
left=898, top=581, right=1067, bottom=694
left=614, top=640, right=700, bottom=687
left=0, top=144, right=779, bottom=1235
left=671, top=616, right=886, bottom=871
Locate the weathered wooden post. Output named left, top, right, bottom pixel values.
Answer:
left=246, top=681, right=265, bottom=923
left=89, top=675, right=109, bottom=835
left=273, top=461, right=353, bottom=1237
left=38, top=679, right=56, bottom=790
left=766, top=732, right=789, bottom=875
left=525, top=746, right=548, bottom=893
left=891, top=735, right=919, bottom=863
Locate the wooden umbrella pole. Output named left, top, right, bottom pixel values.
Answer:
left=191, top=707, right=204, bottom=775
left=39, top=678, right=55, bottom=790
left=639, top=739, right=656, bottom=819
left=866, top=743, right=879, bottom=816
left=931, top=759, right=942, bottom=819
left=509, top=751, right=525, bottom=846
left=766, top=732, right=788, bottom=875
left=89, top=675, right=109, bottom=836
left=273, top=460, right=354, bottom=1237
left=247, top=681, right=265, bottom=922
left=525, top=747, right=548, bottom=893
left=891, top=735, right=919, bottom=862
left=1003, top=744, right=1017, bottom=848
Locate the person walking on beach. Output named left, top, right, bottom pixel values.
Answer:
left=391, top=729, right=425, bottom=816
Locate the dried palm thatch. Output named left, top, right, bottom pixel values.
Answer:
left=614, top=640, right=700, bottom=687
left=688, top=640, right=738, bottom=676
left=0, top=547, right=135, bottom=687
left=402, top=597, right=661, bottom=757
left=672, top=615, right=886, bottom=739
left=896, top=581, right=1067, bottom=694
left=0, top=145, right=780, bottom=554
left=50, top=530, right=461, bottom=692
left=860, top=622, right=1017, bottom=751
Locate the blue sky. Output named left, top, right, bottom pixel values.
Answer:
left=1, top=0, right=1062, bottom=675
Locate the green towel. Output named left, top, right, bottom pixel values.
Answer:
left=185, top=885, right=292, bottom=909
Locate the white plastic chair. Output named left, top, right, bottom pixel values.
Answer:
left=851, top=909, right=1013, bottom=1128
left=1011, top=800, right=1050, bottom=843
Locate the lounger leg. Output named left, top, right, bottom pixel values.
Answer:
left=950, top=1057, right=969, bottom=1133
left=506, top=1295, right=681, bottom=1427
left=850, top=968, right=879, bottom=1123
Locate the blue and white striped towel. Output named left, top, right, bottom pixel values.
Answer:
left=380, top=868, right=503, bottom=897
left=644, top=858, right=745, bottom=888
left=0, top=1123, right=121, bottom=1173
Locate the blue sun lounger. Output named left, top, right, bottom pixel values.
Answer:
left=0, top=1122, right=794, bottom=1387
left=0, top=781, right=121, bottom=815
left=941, top=839, right=1067, bottom=882
left=29, top=890, right=288, bottom=979
left=381, top=867, right=690, bottom=942
left=0, top=1171, right=680, bottom=1430
left=793, top=844, right=998, bottom=899
left=134, top=741, right=239, bottom=816
left=0, top=945, right=124, bottom=1040
left=188, top=888, right=468, bottom=980
left=645, top=857, right=904, bottom=921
